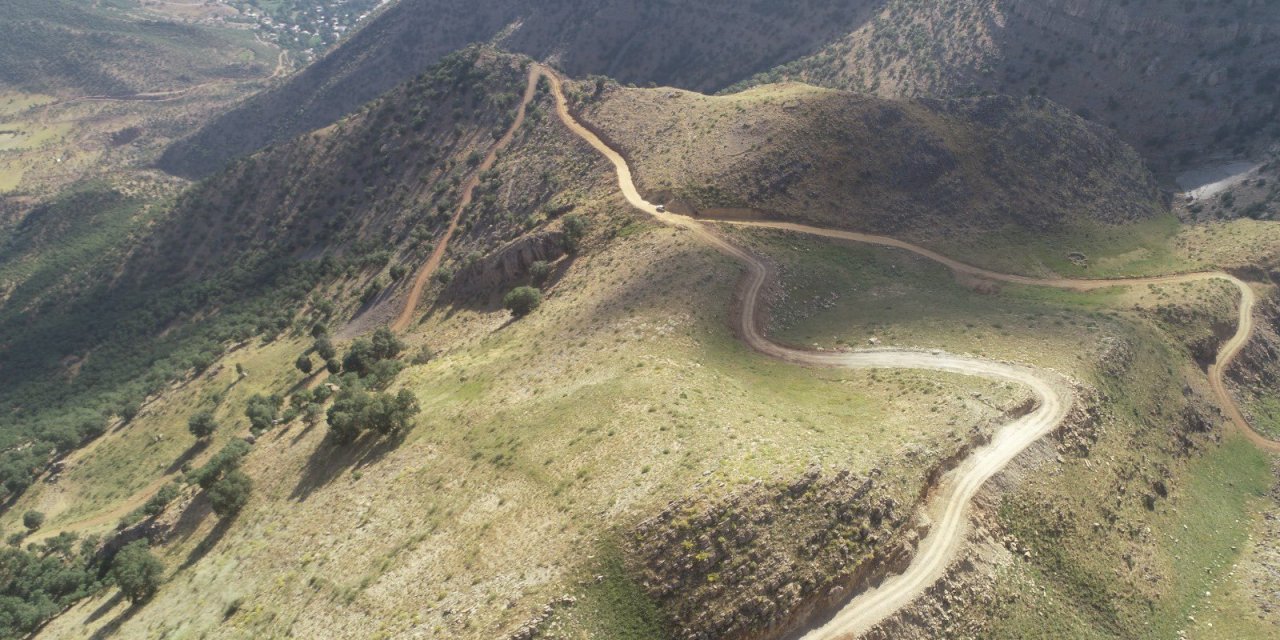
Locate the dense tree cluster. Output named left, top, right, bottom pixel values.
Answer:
left=340, top=328, right=406, bottom=388
left=326, top=376, right=420, bottom=444
left=189, top=440, right=253, bottom=518
left=110, top=541, right=163, bottom=604
left=0, top=529, right=131, bottom=636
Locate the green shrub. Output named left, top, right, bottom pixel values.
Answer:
left=504, top=286, right=543, bottom=317
left=530, top=260, right=551, bottom=284
left=190, top=440, right=250, bottom=489
left=207, top=470, right=252, bottom=518
left=187, top=410, right=217, bottom=440
left=142, top=482, right=182, bottom=517
left=110, top=540, right=163, bottom=603
left=21, top=511, right=43, bottom=532
left=315, top=336, right=337, bottom=360
left=562, top=214, right=588, bottom=251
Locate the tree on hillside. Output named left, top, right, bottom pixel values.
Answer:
left=190, top=440, right=250, bottom=490
left=370, top=327, right=405, bottom=361
left=245, top=394, right=280, bottom=434
left=187, top=410, right=217, bottom=440
left=504, top=286, right=542, bottom=318
left=39, top=531, right=78, bottom=559
left=142, top=482, right=182, bottom=518
left=21, top=511, right=43, bottom=532
left=562, top=214, right=588, bottom=252
left=295, top=354, right=314, bottom=375
left=110, top=540, right=163, bottom=603
left=207, top=470, right=252, bottom=518
left=326, top=377, right=420, bottom=444
left=314, top=336, right=337, bottom=361
left=530, top=260, right=551, bottom=284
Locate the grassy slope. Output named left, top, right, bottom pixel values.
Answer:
left=7, top=52, right=1279, bottom=640
left=581, top=80, right=1164, bottom=261
left=0, top=50, right=535, bottom=507
left=27, top=219, right=1009, bottom=639
left=760, top=229, right=1278, bottom=639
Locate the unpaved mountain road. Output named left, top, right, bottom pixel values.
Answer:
left=30, top=62, right=1270, bottom=635
left=389, top=65, right=541, bottom=333
left=533, top=63, right=1276, bottom=638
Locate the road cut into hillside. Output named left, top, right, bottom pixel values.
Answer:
left=534, top=62, right=1274, bottom=638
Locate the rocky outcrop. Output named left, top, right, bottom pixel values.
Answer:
left=625, top=397, right=1037, bottom=640
left=628, top=466, right=908, bottom=640
left=443, top=230, right=566, bottom=304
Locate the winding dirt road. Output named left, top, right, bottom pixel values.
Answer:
left=532, top=64, right=1277, bottom=638
left=390, top=66, right=541, bottom=332
left=33, top=62, right=1270, bottom=636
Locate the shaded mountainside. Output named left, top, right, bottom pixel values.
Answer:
left=750, top=0, right=1280, bottom=169
left=160, top=0, right=1280, bottom=179
left=0, top=0, right=269, bottom=96
left=581, top=80, right=1164, bottom=237
left=158, top=0, right=882, bottom=178
left=0, top=49, right=580, bottom=507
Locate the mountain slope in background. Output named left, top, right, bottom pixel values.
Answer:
left=582, top=81, right=1163, bottom=237
left=157, top=0, right=883, bottom=178
left=0, top=0, right=270, bottom=96
left=160, top=0, right=1280, bottom=180
left=751, top=0, right=1280, bottom=170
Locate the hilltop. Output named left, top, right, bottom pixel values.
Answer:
left=159, top=0, right=1280, bottom=179
left=750, top=0, right=1280, bottom=170
left=157, top=0, right=882, bottom=177
left=581, top=80, right=1163, bottom=241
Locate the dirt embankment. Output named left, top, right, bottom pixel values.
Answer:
left=1228, top=284, right=1280, bottom=438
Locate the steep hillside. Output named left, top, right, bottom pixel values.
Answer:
left=751, top=0, right=1280, bottom=169
left=580, top=79, right=1164, bottom=242
left=158, top=0, right=881, bottom=177
left=160, top=0, right=1280, bottom=179
left=1, top=40, right=1278, bottom=640
left=0, top=48, right=546, bottom=516
left=0, top=0, right=272, bottom=96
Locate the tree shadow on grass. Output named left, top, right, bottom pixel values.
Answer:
left=177, top=516, right=234, bottom=574
left=288, top=430, right=407, bottom=503
left=164, top=439, right=209, bottom=475
left=167, top=492, right=214, bottom=548
left=289, top=419, right=323, bottom=446
left=283, top=369, right=324, bottom=399
left=83, top=590, right=124, bottom=625
left=87, top=592, right=143, bottom=640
